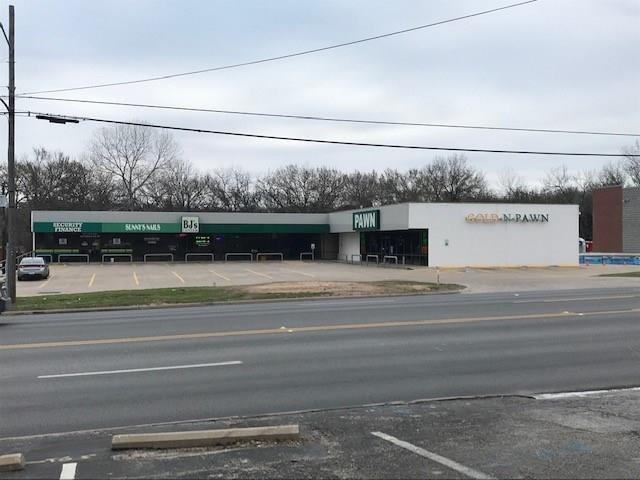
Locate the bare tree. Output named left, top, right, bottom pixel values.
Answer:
left=89, top=123, right=178, bottom=210
left=146, top=158, right=207, bottom=211
left=423, top=155, right=487, bottom=202
left=623, top=139, right=640, bottom=186
left=341, top=171, right=380, bottom=209
left=598, top=161, right=627, bottom=186
left=258, top=165, right=345, bottom=212
left=206, top=168, right=260, bottom=212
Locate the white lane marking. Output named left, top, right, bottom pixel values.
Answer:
left=59, top=462, right=77, bottom=480
left=87, top=273, right=96, bottom=288
left=38, top=361, right=242, bottom=379
left=132, top=271, right=140, bottom=286
left=171, top=271, right=186, bottom=284
left=371, top=431, right=494, bottom=480
left=282, top=268, right=315, bottom=278
left=245, top=268, right=273, bottom=279
left=535, top=386, right=640, bottom=400
left=513, top=294, right=640, bottom=304
left=209, top=269, right=231, bottom=282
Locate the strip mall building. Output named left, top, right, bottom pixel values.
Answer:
left=31, top=202, right=578, bottom=267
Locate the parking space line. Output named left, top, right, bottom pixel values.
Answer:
left=171, top=271, right=186, bottom=284
left=245, top=268, right=274, bottom=279
left=39, top=278, right=51, bottom=290
left=59, top=462, right=77, bottom=480
left=209, top=269, right=231, bottom=282
left=371, top=432, right=493, bottom=480
left=88, top=273, right=96, bottom=288
left=282, top=268, right=315, bottom=278
left=132, top=271, right=140, bottom=286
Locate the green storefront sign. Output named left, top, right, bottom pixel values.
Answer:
left=33, top=221, right=329, bottom=234
left=352, top=210, right=380, bottom=231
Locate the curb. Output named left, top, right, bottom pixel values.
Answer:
left=111, top=424, right=299, bottom=450
left=0, top=453, right=25, bottom=472
left=3, top=288, right=464, bottom=316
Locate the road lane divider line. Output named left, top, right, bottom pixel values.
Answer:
left=371, top=431, right=494, bottom=479
left=87, top=273, right=96, bottom=288
left=209, top=270, right=231, bottom=282
left=245, top=268, right=273, bottom=279
left=132, top=271, right=140, bottom=286
left=513, top=294, right=640, bottom=304
left=1, top=308, right=637, bottom=351
left=171, top=271, right=186, bottom=284
left=38, top=361, right=242, bottom=379
left=59, top=462, right=76, bottom=480
left=282, top=268, right=315, bottom=278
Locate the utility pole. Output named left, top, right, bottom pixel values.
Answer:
left=5, top=5, right=15, bottom=304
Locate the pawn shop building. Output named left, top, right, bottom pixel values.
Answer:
left=31, top=202, right=578, bottom=267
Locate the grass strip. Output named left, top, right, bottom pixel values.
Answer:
left=13, top=281, right=462, bottom=312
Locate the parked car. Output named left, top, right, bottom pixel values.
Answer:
left=17, top=257, right=49, bottom=281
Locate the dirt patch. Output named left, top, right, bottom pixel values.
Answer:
left=242, top=281, right=459, bottom=296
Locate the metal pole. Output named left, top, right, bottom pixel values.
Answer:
left=6, top=5, right=15, bottom=303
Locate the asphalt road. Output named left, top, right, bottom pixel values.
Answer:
left=1, top=287, right=639, bottom=439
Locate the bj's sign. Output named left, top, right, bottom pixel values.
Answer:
left=353, top=210, right=380, bottom=231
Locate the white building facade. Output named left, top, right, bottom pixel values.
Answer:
left=330, top=203, right=578, bottom=267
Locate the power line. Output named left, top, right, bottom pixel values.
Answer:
left=19, top=0, right=538, bottom=95
left=16, top=94, right=640, bottom=138
left=26, top=111, right=635, bottom=157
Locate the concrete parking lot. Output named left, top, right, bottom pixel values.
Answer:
left=13, top=260, right=640, bottom=297
left=3, top=390, right=640, bottom=479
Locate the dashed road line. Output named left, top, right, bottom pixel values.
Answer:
left=87, top=273, right=96, bottom=288
left=38, top=361, right=243, bottom=379
left=371, top=431, right=494, bottom=479
left=171, top=271, right=186, bottom=284
left=245, top=268, right=274, bottom=279
left=209, top=269, right=231, bottom=282
left=59, top=462, right=77, bottom=480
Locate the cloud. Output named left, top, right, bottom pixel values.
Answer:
left=2, top=0, right=638, bottom=189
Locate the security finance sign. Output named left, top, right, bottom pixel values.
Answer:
left=353, top=210, right=380, bottom=231
left=53, top=222, right=83, bottom=232
left=181, top=216, right=200, bottom=233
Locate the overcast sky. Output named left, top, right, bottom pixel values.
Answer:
left=1, top=0, right=638, bottom=188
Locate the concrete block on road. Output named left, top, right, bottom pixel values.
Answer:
left=0, top=453, right=25, bottom=471
left=111, top=424, right=300, bottom=450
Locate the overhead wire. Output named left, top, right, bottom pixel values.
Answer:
left=15, top=94, right=640, bottom=138
left=24, top=111, right=636, bottom=157
left=18, top=0, right=538, bottom=95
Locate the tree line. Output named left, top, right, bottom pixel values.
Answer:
left=2, top=123, right=639, bottom=249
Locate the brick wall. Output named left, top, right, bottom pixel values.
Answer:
left=592, top=186, right=622, bottom=252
